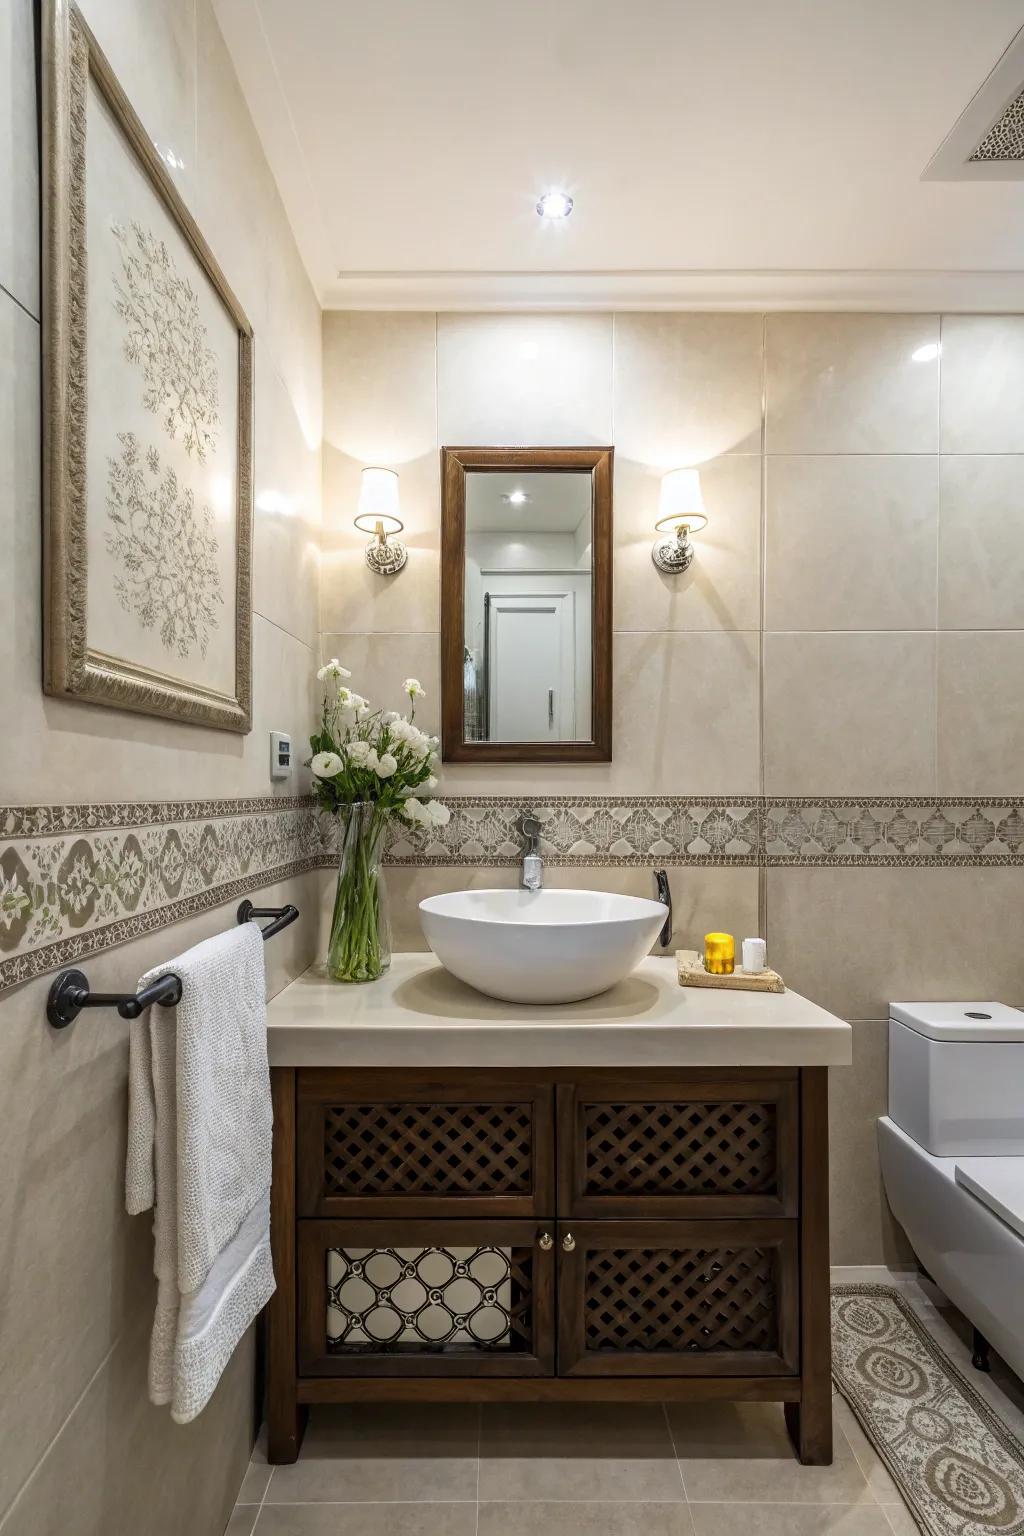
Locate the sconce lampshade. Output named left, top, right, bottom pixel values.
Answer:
left=652, top=467, right=708, bottom=574
left=354, top=466, right=407, bottom=574
left=656, top=467, right=707, bottom=535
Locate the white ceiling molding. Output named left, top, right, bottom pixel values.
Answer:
left=322, top=269, right=1024, bottom=313
left=923, top=24, right=1024, bottom=180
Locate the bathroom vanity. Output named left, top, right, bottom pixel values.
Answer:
left=263, top=956, right=851, bottom=1467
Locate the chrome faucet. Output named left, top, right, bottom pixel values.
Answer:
left=518, top=812, right=543, bottom=891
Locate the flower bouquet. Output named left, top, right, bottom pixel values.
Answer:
left=309, top=660, right=450, bottom=982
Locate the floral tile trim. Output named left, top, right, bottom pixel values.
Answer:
left=0, top=795, right=314, bottom=839
left=0, top=802, right=327, bottom=996
left=384, top=797, right=762, bottom=866
left=765, top=798, right=1024, bottom=864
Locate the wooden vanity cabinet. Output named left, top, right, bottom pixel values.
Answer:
left=267, top=1065, right=830, bottom=1467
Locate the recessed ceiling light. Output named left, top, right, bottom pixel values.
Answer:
left=536, top=190, right=573, bottom=220
left=503, top=490, right=530, bottom=505
left=912, top=342, right=941, bottom=362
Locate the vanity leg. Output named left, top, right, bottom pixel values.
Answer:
left=267, top=1067, right=307, bottom=1463
left=972, top=1328, right=992, bottom=1372
left=786, top=1066, right=833, bottom=1466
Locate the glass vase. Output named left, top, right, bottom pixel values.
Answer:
left=326, top=802, right=392, bottom=983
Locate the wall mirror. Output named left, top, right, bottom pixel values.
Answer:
left=441, top=446, right=612, bottom=762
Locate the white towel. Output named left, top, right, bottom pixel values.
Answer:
left=126, top=921, right=275, bottom=1423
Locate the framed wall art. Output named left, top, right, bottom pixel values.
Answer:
left=42, top=0, right=254, bottom=732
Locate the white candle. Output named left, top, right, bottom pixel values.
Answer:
left=742, top=937, right=767, bottom=974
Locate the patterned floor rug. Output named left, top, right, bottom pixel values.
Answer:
left=832, top=1284, right=1024, bottom=1535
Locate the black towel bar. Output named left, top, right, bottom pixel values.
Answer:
left=45, top=900, right=300, bottom=1029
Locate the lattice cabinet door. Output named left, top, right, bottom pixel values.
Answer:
left=297, top=1071, right=555, bottom=1218
left=557, top=1220, right=799, bottom=1377
left=298, top=1219, right=556, bottom=1376
left=557, top=1073, right=799, bottom=1219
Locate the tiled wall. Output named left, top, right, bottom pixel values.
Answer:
left=320, top=309, right=1024, bottom=1270
left=0, top=4, right=323, bottom=1534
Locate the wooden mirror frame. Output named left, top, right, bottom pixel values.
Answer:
left=441, top=446, right=613, bottom=763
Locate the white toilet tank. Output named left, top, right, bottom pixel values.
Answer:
left=888, top=1001, right=1024, bottom=1156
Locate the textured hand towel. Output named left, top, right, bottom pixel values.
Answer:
left=126, top=921, right=275, bottom=1423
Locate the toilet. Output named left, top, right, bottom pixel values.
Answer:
left=878, top=1000, right=1024, bottom=1381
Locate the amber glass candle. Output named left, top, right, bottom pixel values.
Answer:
left=704, top=932, right=735, bottom=975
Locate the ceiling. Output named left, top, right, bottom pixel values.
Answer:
left=213, top=0, right=1024, bottom=310
left=466, top=471, right=592, bottom=534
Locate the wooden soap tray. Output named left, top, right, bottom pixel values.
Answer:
left=676, top=949, right=786, bottom=993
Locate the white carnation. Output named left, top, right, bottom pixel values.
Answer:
left=376, top=752, right=398, bottom=779
left=316, top=658, right=352, bottom=682
left=311, top=751, right=343, bottom=778
left=403, top=678, right=426, bottom=699
left=346, top=740, right=371, bottom=766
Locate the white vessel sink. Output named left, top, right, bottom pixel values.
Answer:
left=418, top=887, right=668, bottom=1004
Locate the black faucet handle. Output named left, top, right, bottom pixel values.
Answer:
left=653, top=868, right=673, bottom=950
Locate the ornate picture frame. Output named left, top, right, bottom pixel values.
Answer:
left=42, top=0, right=254, bottom=732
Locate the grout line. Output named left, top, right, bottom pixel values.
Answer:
left=248, top=1464, right=274, bottom=1533
left=662, top=1400, right=690, bottom=1502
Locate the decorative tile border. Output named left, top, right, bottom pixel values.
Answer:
left=3, top=793, right=1024, bottom=997
left=0, top=800, right=327, bottom=996
left=385, top=797, right=762, bottom=867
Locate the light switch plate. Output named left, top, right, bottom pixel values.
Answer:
left=270, top=730, right=292, bottom=781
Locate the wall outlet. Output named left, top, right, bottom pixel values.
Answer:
left=270, top=731, right=292, bottom=781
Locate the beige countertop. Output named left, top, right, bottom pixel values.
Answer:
left=266, top=953, right=852, bottom=1069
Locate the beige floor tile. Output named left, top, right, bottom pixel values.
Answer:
left=225, top=1510, right=258, bottom=1536
left=668, top=1401, right=873, bottom=1504
left=479, top=1402, right=684, bottom=1503
left=879, top=1503, right=922, bottom=1536
left=834, top=1399, right=902, bottom=1504
left=265, top=1404, right=478, bottom=1504
left=237, top=1460, right=273, bottom=1503
left=254, top=1505, right=477, bottom=1535
left=479, top=1502, right=697, bottom=1536
left=689, top=1505, right=893, bottom=1536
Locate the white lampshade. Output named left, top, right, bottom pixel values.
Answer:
left=657, top=467, right=706, bottom=528
left=356, top=466, right=401, bottom=532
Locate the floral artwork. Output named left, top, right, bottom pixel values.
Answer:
left=104, top=433, right=223, bottom=659
left=112, top=220, right=220, bottom=462
left=43, top=5, right=253, bottom=731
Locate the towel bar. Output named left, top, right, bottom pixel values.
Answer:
left=45, top=900, right=300, bottom=1029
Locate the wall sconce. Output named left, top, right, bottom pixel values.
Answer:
left=651, top=467, right=708, bottom=574
left=354, top=466, right=407, bottom=575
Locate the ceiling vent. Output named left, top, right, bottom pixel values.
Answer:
left=923, top=26, right=1024, bottom=180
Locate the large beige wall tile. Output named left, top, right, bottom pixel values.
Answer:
left=766, top=314, right=939, bottom=454
left=613, top=313, right=763, bottom=460
left=765, top=456, right=937, bottom=631
left=0, top=1309, right=252, bottom=1536
left=608, top=631, right=760, bottom=794
left=763, top=632, right=936, bottom=795
left=321, top=312, right=439, bottom=635
left=437, top=313, right=613, bottom=445
left=615, top=454, right=761, bottom=633
left=830, top=1019, right=914, bottom=1267
left=937, top=631, right=1024, bottom=795
left=323, top=631, right=441, bottom=739
left=0, top=0, right=39, bottom=316
left=253, top=354, right=322, bottom=650
left=938, top=456, right=1024, bottom=629
left=940, top=316, right=1024, bottom=453
left=79, top=0, right=198, bottom=210
left=766, top=866, right=1024, bottom=1020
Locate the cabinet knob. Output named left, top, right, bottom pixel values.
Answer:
left=562, top=1232, right=576, bottom=1252
left=538, top=1231, right=553, bottom=1251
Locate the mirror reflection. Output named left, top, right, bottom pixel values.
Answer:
left=462, top=470, right=593, bottom=743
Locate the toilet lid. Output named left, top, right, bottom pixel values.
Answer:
left=955, top=1159, right=1024, bottom=1241
left=890, top=1001, right=1024, bottom=1041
